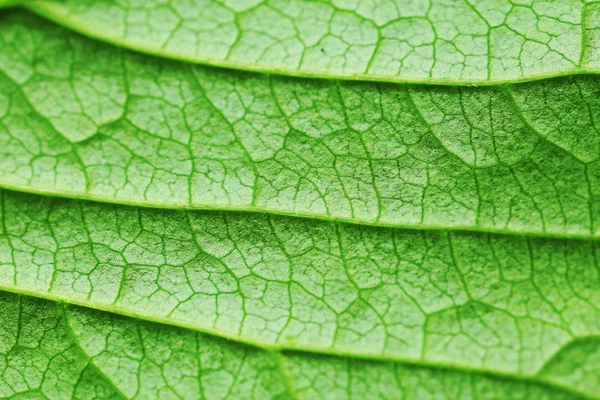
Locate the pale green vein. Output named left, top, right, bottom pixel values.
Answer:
left=61, top=307, right=129, bottom=400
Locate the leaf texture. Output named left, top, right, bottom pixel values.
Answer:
left=1, top=189, right=599, bottom=398
left=0, top=2, right=598, bottom=399
left=0, top=291, right=596, bottom=399
left=1, top=12, right=599, bottom=238
left=23, top=0, right=600, bottom=84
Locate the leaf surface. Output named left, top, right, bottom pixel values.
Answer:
left=1, top=12, right=599, bottom=237
left=1, top=189, right=599, bottom=398
left=0, top=5, right=598, bottom=400
left=0, top=290, right=596, bottom=399
left=22, top=0, right=600, bottom=84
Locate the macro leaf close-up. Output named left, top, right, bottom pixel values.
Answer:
left=0, top=1, right=599, bottom=399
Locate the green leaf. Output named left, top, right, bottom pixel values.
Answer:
left=0, top=290, right=286, bottom=399
left=23, top=0, right=600, bottom=84
left=0, top=4, right=598, bottom=399
left=0, top=291, right=595, bottom=399
left=1, top=189, right=599, bottom=398
left=1, top=11, right=599, bottom=237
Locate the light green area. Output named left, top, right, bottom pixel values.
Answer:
left=1, top=12, right=600, bottom=237
left=0, top=1, right=18, bottom=9
left=0, top=4, right=598, bottom=399
left=0, top=189, right=598, bottom=398
left=0, top=291, right=595, bottom=399
left=22, top=0, right=600, bottom=84
left=0, top=291, right=286, bottom=399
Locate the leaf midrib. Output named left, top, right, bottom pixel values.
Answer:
left=3, top=285, right=596, bottom=400
left=15, top=2, right=600, bottom=87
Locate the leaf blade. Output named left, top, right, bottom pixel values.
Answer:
left=24, top=0, right=600, bottom=85
left=1, top=11, right=599, bottom=238
left=1, top=6, right=598, bottom=399
left=1, top=189, right=598, bottom=397
left=0, top=290, right=595, bottom=399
